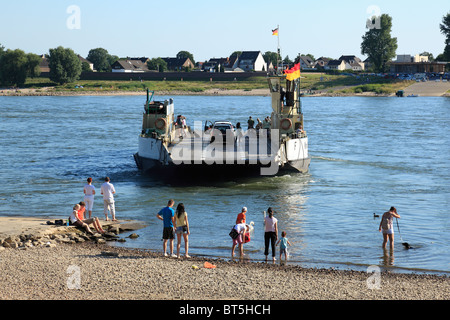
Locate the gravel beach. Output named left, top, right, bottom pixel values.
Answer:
left=0, top=218, right=448, bottom=301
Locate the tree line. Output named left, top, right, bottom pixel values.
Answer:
left=1, top=12, right=449, bottom=87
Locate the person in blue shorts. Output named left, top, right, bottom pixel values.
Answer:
left=156, top=199, right=176, bottom=257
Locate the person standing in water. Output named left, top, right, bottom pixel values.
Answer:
left=231, top=219, right=248, bottom=259
left=236, top=207, right=247, bottom=224
left=157, top=199, right=176, bottom=257
left=379, top=206, right=401, bottom=250
left=276, top=231, right=292, bottom=263
left=264, top=207, right=278, bottom=262
left=174, top=203, right=190, bottom=259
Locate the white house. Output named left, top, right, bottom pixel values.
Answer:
left=325, top=59, right=348, bottom=71
left=338, top=55, right=365, bottom=71
left=233, top=51, right=267, bottom=72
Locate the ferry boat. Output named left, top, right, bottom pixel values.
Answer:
left=133, top=74, right=310, bottom=176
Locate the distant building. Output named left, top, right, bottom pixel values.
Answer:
left=299, top=56, right=315, bottom=70
left=161, top=57, right=195, bottom=71
left=39, top=54, right=95, bottom=73
left=77, top=55, right=94, bottom=71
left=203, top=57, right=230, bottom=72
left=395, top=54, right=428, bottom=63
left=228, top=53, right=239, bottom=70
left=363, top=57, right=373, bottom=71
left=39, top=55, right=50, bottom=73
left=389, top=54, right=447, bottom=73
left=325, top=59, right=348, bottom=71
left=314, top=57, right=331, bottom=69
left=233, top=51, right=267, bottom=72
left=127, top=57, right=150, bottom=64
left=338, top=55, right=365, bottom=71
left=111, top=59, right=149, bottom=73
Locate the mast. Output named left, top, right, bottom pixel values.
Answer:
left=277, top=25, right=280, bottom=72
left=273, top=25, right=281, bottom=74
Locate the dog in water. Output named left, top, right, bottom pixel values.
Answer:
left=402, top=242, right=413, bottom=249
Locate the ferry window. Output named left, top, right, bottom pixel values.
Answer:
left=269, top=79, right=279, bottom=92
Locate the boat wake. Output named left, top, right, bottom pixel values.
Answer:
left=312, top=155, right=430, bottom=174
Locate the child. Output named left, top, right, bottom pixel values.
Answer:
left=276, top=231, right=292, bottom=263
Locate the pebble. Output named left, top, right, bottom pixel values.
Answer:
left=0, top=242, right=448, bottom=300
left=0, top=224, right=449, bottom=300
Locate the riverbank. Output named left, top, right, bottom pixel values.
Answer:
left=2, top=86, right=449, bottom=97
left=0, top=216, right=448, bottom=301
left=0, top=87, right=272, bottom=97
left=2, top=75, right=448, bottom=97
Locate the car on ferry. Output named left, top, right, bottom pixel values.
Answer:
left=210, top=121, right=236, bottom=144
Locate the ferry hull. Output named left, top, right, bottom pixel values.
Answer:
left=134, top=135, right=310, bottom=176
left=134, top=152, right=309, bottom=177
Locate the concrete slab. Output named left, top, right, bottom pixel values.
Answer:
left=403, top=81, right=450, bottom=96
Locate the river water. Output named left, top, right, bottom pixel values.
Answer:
left=0, top=94, right=449, bottom=275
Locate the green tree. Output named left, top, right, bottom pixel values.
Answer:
left=283, top=55, right=293, bottom=65
left=81, top=61, right=93, bottom=73
left=419, top=51, right=434, bottom=61
left=147, top=57, right=167, bottom=72
left=48, top=46, right=82, bottom=85
left=440, top=12, right=450, bottom=60
left=108, top=54, right=119, bottom=67
left=176, top=50, right=195, bottom=64
left=263, top=51, right=278, bottom=67
left=0, top=49, right=28, bottom=87
left=87, top=48, right=115, bottom=72
left=26, top=53, right=41, bottom=78
left=0, top=43, right=5, bottom=82
left=361, top=14, right=398, bottom=72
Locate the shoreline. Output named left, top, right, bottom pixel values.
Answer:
left=1, top=87, right=449, bottom=97
left=0, top=216, right=449, bottom=300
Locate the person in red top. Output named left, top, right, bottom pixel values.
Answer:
left=236, top=207, right=247, bottom=224
left=76, top=201, right=105, bottom=234
left=77, top=202, right=86, bottom=220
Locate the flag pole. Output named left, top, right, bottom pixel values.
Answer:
left=277, top=25, right=281, bottom=74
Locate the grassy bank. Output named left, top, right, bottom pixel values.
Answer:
left=338, top=80, right=414, bottom=95
left=15, top=74, right=412, bottom=95
left=22, top=77, right=268, bottom=94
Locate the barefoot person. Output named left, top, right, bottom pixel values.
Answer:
left=276, top=231, right=292, bottom=263
left=83, top=177, right=96, bottom=219
left=77, top=202, right=105, bottom=234
left=174, top=203, right=190, bottom=258
left=69, top=204, right=94, bottom=235
left=231, top=219, right=248, bottom=259
left=379, top=206, right=401, bottom=250
left=156, top=199, right=176, bottom=257
left=101, top=177, right=117, bottom=221
left=264, top=207, right=278, bottom=262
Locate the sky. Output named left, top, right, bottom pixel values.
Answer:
left=0, top=0, right=448, bottom=62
